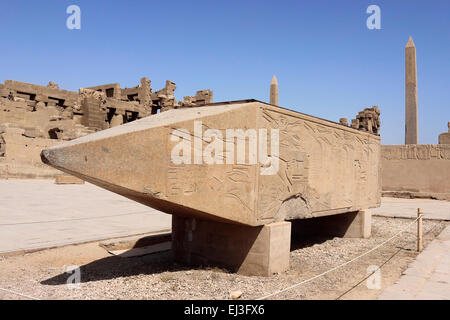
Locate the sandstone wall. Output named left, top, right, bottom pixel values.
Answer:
left=381, top=144, right=450, bottom=200
left=0, top=127, right=62, bottom=179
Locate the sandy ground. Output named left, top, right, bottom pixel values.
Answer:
left=0, top=216, right=447, bottom=300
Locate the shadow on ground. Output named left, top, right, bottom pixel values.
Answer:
left=290, top=234, right=335, bottom=251
left=41, top=250, right=190, bottom=285
left=41, top=228, right=336, bottom=285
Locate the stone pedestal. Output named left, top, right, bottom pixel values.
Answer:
left=172, top=216, right=291, bottom=276
left=291, top=211, right=371, bottom=239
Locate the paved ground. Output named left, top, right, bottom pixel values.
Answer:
left=372, top=197, right=450, bottom=300
left=0, top=180, right=171, bottom=254
left=378, top=225, right=450, bottom=300
left=369, top=197, right=450, bottom=220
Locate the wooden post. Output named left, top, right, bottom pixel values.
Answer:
left=417, top=208, right=423, bottom=252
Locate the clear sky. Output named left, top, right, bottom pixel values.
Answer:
left=0, top=0, right=449, bottom=144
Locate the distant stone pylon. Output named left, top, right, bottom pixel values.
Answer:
left=405, top=36, right=418, bottom=144
left=270, top=75, right=278, bottom=106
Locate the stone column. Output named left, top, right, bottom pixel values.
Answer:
left=138, top=77, right=152, bottom=113
left=270, top=75, right=278, bottom=106
left=172, top=216, right=291, bottom=276
left=405, top=36, right=418, bottom=144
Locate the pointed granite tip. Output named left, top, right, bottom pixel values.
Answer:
left=406, top=36, right=415, bottom=48
left=271, top=75, right=278, bottom=85
left=40, top=148, right=54, bottom=166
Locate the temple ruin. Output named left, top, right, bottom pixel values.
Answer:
left=0, top=78, right=213, bottom=178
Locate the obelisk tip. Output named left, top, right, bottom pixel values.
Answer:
left=406, top=36, right=415, bottom=48
left=271, top=75, right=278, bottom=85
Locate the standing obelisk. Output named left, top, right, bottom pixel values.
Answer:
left=270, top=75, right=278, bottom=106
left=405, top=36, right=418, bottom=144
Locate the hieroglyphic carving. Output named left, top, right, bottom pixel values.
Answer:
left=258, top=107, right=380, bottom=222
left=166, top=121, right=256, bottom=224
left=224, top=165, right=253, bottom=213
left=367, top=136, right=381, bottom=205
left=382, top=144, right=450, bottom=161
left=167, top=164, right=198, bottom=197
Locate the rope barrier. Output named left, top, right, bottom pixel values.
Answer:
left=0, top=287, right=40, bottom=300
left=256, top=214, right=424, bottom=300
left=335, top=247, right=403, bottom=300
left=335, top=218, right=441, bottom=299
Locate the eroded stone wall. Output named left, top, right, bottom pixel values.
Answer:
left=1, top=78, right=213, bottom=133
left=382, top=144, right=450, bottom=200
left=0, top=125, right=61, bottom=179
left=0, top=78, right=214, bottom=179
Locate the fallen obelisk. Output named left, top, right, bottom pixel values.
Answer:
left=41, top=100, right=381, bottom=276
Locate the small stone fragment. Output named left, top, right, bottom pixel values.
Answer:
left=229, top=290, right=242, bottom=300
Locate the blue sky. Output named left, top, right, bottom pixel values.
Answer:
left=0, top=0, right=449, bottom=144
